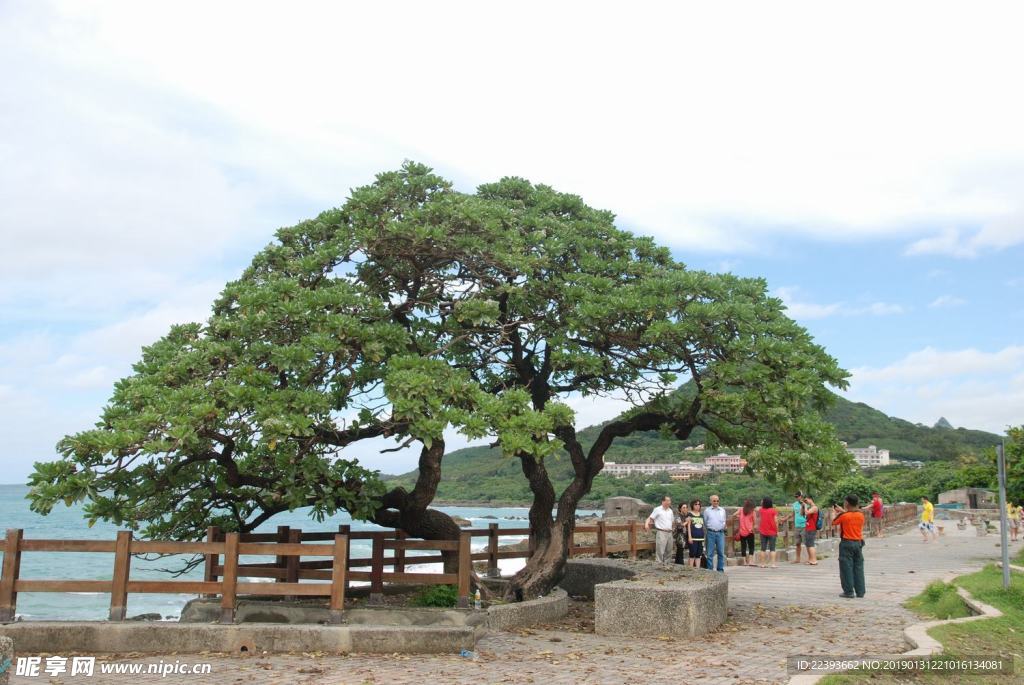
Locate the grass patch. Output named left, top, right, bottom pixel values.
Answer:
left=409, top=584, right=459, bottom=608
left=904, top=581, right=971, bottom=620
left=820, top=565, right=1024, bottom=685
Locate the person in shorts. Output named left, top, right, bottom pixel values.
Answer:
left=791, top=491, right=806, bottom=563
left=756, top=497, right=779, bottom=567
left=869, top=492, right=884, bottom=537
left=919, top=496, right=937, bottom=542
left=1007, top=501, right=1020, bottom=542
left=802, top=495, right=820, bottom=565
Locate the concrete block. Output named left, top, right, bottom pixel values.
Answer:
left=485, top=589, right=568, bottom=632
left=559, top=559, right=634, bottom=599
left=595, top=570, right=727, bottom=638
left=561, top=558, right=728, bottom=639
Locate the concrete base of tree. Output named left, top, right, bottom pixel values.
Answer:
left=560, top=558, right=728, bottom=638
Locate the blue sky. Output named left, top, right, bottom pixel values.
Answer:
left=2, top=1, right=1022, bottom=482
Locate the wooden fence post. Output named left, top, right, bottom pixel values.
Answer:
left=0, top=528, right=24, bottom=622
left=597, top=520, right=607, bottom=558
left=329, top=534, right=348, bottom=624
left=338, top=524, right=351, bottom=597
left=109, top=530, right=133, bottom=621
left=368, top=533, right=384, bottom=605
left=628, top=520, right=637, bottom=560
left=220, top=532, right=239, bottom=624
left=202, top=526, right=220, bottom=598
left=457, top=531, right=471, bottom=608
left=285, top=528, right=301, bottom=600
left=274, top=525, right=290, bottom=584
left=726, top=519, right=736, bottom=559
left=487, top=523, right=500, bottom=577
left=394, top=530, right=406, bottom=574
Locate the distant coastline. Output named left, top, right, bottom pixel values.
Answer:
left=432, top=499, right=602, bottom=509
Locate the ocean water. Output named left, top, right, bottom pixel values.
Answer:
left=0, top=484, right=596, bottom=621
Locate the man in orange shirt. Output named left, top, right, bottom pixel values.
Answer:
left=832, top=495, right=866, bottom=599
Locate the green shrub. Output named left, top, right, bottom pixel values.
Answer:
left=906, top=580, right=971, bottom=620
left=410, top=584, right=459, bottom=607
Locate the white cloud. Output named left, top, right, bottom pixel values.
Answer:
left=3, top=1, right=1024, bottom=260
left=851, top=346, right=1024, bottom=383
left=929, top=295, right=967, bottom=309
left=4, top=0, right=1024, bottom=480
left=846, top=345, right=1024, bottom=434
left=775, top=287, right=904, bottom=320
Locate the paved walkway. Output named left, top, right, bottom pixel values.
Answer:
left=9, top=522, right=1010, bottom=685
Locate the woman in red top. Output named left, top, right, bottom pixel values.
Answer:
left=756, top=497, right=779, bottom=568
left=803, top=495, right=820, bottom=566
left=737, top=499, right=756, bottom=567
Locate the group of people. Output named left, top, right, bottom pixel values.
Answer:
left=645, top=491, right=874, bottom=599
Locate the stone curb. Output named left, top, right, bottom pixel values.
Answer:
left=995, top=561, right=1024, bottom=573
left=0, top=622, right=478, bottom=656
left=484, top=589, right=568, bottom=633
left=787, top=581, right=1003, bottom=685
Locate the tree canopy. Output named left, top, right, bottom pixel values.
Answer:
left=29, top=162, right=853, bottom=596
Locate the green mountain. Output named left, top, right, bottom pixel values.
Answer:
left=388, top=393, right=1003, bottom=502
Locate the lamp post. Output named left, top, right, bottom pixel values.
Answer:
left=997, top=442, right=1010, bottom=590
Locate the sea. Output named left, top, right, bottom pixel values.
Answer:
left=0, top=484, right=598, bottom=621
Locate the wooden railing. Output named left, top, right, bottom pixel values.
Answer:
left=0, top=528, right=471, bottom=624
left=0, top=505, right=916, bottom=622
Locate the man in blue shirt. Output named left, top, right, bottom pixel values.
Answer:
left=791, top=492, right=806, bottom=564
left=704, top=494, right=727, bottom=572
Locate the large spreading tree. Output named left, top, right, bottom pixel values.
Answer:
left=29, top=162, right=852, bottom=597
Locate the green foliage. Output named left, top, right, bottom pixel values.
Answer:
left=1005, top=427, right=1024, bottom=506
left=824, top=474, right=884, bottom=508
left=855, top=457, right=998, bottom=504
left=822, top=400, right=1000, bottom=461
left=906, top=581, right=972, bottom=620
left=29, top=161, right=854, bottom=548
left=409, top=584, right=459, bottom=607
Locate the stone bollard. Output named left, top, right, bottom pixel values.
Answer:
left=1, top=635, right=12, bottom=685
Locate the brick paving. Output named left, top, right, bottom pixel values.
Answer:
left=9, top=521, right=1009, bottom=685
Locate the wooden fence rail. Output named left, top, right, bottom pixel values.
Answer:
left=0, top=502, right=917, bottom=622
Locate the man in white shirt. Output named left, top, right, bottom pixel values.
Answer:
left=645, top=496, right=676, bottom=563
left=704, top=494, right=727, bottom=572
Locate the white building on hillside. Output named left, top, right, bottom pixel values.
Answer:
left=602, top=461, right=711, bottom=478
left=704, top=453, right=748, bottom=473
left=846, top=444, right=890, bottom=468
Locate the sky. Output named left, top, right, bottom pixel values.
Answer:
left=2, top=1, right=1023, bottom=482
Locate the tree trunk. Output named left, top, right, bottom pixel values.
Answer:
left=370, top=439, right=464, bottom=574
left=507, top=453, right=581, bottom=599
left=508, top=514, right=574, bottom=599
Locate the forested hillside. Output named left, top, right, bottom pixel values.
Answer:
left=387, top=393, right=1003, bottom=503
